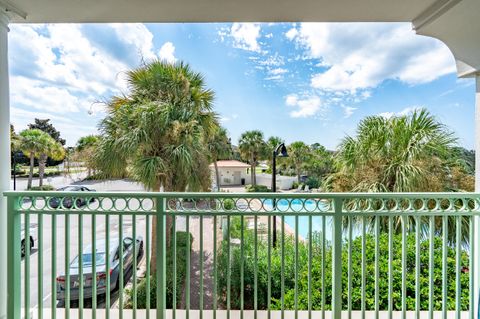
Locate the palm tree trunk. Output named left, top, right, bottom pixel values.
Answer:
left=27, top=153, right=34, bottom=190
left=214, top=161, right=221, bottom=190
left=297, top=168, right=301, bottom=183
left=38, top=153, right=47, bottom=187
left=150, top=184, right=173, bottom=275
left=250, top=162, right=255, bottom=186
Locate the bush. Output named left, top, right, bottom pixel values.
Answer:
left=305, top=176, right=320, bottom=189
left=245, top=184, right=271, bottom=192
left=29, top=185, right=55, bottom=191
left=83, top=173, right=103, bottom=181
left=291, top=181, right=303, bottom=190
left=223, top=198, right=235, bottom=210
left=217, top=223, right=469, bottom=311
left=126, top=231, right=192, bottom=309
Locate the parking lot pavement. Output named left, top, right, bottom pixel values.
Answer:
left=20, top=178, right=149, bottom=310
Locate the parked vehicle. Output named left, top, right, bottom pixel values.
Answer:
left=21, top=224, right=35, bottom=257
left=56, top=236, right=143, bottom=301
left=48, top=185, right=96, bottom=209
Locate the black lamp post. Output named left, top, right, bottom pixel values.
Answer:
left=12, top=151, right=21, bottom=191
left=272, top=143, right=288, bottom=247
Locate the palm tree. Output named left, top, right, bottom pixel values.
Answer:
left=18, top=129, right=53, bottom=189
left=75, top=135, right=99, bottom=177
left=208, top=127, right=232, bottom=189
left=266, top=136, right=284, bottom=171
left=334, top=109, right=457, bottom=192
left=94, top=60, right=218, bottom=273
left=330, top=109, right=470, bottom=242
left=288, top=141, right=311, bottom=183
left=238, top=130, right=266, bottom=186
left=38, top=140, right=65, bottom=187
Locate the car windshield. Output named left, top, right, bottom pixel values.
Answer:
left=70, top=253, right=106, bottom=268
left=58, top=186, right=78, bottom=191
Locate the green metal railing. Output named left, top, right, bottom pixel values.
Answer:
left=4, top=191, right=480, bottom=319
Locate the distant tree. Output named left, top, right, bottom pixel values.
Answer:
left=18, top=129, right=54, bottom=189
left=208, top=127, right=233, bottom=189
left=238, top=130, right=266, bottom=186
left=453, top=147, right=475, bottom=175
left=304, top=144, right=334, bottom=181
left=28, top=118, right=66, bottom=145
left=75, top=135, right=100, bottom=177
left=265, top=136, right=285, bottom=172
left=287, top=141, right=311, bottom=183
left=29, top=118, right=66, bottom=167
left=10, top=124, right=16, bottom=150
left=38, top=139, right=65, bottom=186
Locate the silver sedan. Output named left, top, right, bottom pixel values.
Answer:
left=56, top=236, right=143, bottom=301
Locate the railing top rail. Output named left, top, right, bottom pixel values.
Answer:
left=4, top=190, right=480, bottom=199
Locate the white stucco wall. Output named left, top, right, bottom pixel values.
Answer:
left=211, top=167, right=249, bottom=186
left=255, top=173, right=296, bottom=190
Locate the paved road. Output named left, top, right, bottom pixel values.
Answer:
left=19, top=178, right=149, bottom=311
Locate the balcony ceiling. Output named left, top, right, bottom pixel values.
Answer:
left=2, top=0, right=442, bottom=23
left=2, top=0, right=479, bottom=76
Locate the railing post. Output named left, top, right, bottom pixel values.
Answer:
left=6, top=195, right=20, bottom=319
left=474, top=73, right=480, bottom=319
left=156, top=197, right=166, bottom=319
left=332, top=198, right=343, bottom=318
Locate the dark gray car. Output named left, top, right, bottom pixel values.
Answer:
left=48, top=185, right=96, bottom=209
left=56, top=236, right=143, bottom=301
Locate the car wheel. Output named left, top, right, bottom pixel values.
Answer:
left=30, top=237, right=34, bottom=250
left=21, top=239, right=25, bottom=257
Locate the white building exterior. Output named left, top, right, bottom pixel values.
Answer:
left=210, top=160, right=250, bottom=186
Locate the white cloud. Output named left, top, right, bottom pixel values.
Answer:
left=378, top=106, right=423, bottom=119
left=10, top=106, right=98, bottom=146
left=219, top=113, right=239, bottom=123
left=269, top=68, right=288, bottom=75
left=342, top=106, right=357, bottom=118
left=285, top=28, right=298, bottom=40
left=287, top=23, right=456, bottom=93
left=9, top=23, right=159, bottom=144
left=110, top=24, right=157, bottom=61
left=11, top=76, right=92, bottom=113
left=285, top=94, right=322, bottom=118
left=230, top=23, right=262, bottom=52
left=158, top=42, right=177, bottom=63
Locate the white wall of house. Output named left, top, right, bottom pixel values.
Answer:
left=255, top=173, right=296, bottom=190
left=212, top=167, right=249, bottom=186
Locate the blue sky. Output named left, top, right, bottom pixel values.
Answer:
left=9, top=23, right=476, bottom=149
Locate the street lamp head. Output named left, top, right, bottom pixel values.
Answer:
left=276, top=143, right=288, bottom=158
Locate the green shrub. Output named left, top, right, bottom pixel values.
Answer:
left=83, top=173, right=103, bottom=181
left=223, top=198, right=235, bottom=210
left=291, top=181, right=302, bottom=190
left=29, top=185, right=55, bottom=191
left=305, top=176, right=320, bottom=189
left=217, top=224, right=469, bottom=311
left=126, top=231, right=192, bottom=309
left=245, top=184, right=271, bottom=192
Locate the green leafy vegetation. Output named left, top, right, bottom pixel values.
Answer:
left=217, top=223, right=469, bottom=311
left=328, top=109, right=473, bottom=192
left=245, top=184, right=271, bottom=192
left=29, top=185, right=55, bottom=191
left=126, top=231, right=192, bottom=309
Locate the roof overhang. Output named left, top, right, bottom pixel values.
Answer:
left=2, top=0, right=479, bottom=76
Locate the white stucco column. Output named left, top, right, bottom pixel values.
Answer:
left=0, top=9, right=10, bottom=319
left=474, top=73, right=480, bottom=319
